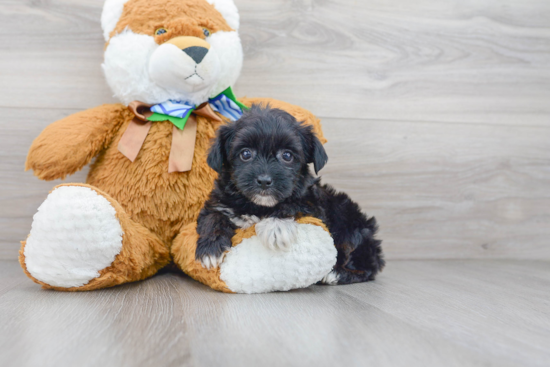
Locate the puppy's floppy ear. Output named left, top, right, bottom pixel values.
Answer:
left=311, top=135, right=328, bottom=174
left=207, top=124, right=234, bottom=174
left=299, top=124, right=328, bottom=174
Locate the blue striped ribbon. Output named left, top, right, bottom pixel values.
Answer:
left=150, top=100, right=194, bottom=119
left=209, top=94, right=244, bottom=121
left=150, top=89, right=245, bottom=124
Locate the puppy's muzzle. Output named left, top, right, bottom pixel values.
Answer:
left=165, top=36, right=211, bottom=64
left=256, top=174, right=273, bottom=190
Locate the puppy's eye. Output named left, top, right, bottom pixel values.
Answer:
left=240, top=149, right=253, bottom=162
left=203, top=28, right=211, bottom=37
left=281, top=151, right=293, bottom=162
left=155, top=28, right=167, bottom=36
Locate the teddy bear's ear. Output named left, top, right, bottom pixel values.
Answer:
left=207, top=0, right=240, bottom=30
left=207, top=125, right=235, bottom=174
left=101, top=0, right=130, bottom=42
left=101, top=0, right=240, bottom=42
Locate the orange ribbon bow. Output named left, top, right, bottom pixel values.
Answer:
left=118, top=101, right=223, bottom=173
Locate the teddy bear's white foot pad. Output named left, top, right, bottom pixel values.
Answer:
left=220, top=222, right=337, bottom=294
left=24, top=186, right=124, bottom=288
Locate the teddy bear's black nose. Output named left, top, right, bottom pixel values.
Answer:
left=182, top=46, right=209, bottom=64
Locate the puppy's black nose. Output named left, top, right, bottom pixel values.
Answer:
left=256, top=175, right=273, bottom=189
left=182, top=46, right=209, bottom=64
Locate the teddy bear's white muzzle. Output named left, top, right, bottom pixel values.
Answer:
left=149, top=42, right=221, bottom=94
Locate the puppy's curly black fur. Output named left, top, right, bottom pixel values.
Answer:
left=196, top=105, right=384, bottom=284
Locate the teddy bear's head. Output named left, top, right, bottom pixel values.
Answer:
left=101, top=0, right=243, bottom=106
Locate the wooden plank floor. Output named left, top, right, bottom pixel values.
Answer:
left=1, top=260, right=549, bottom=367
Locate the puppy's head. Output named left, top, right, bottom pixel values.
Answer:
left=208, top=105, right=328, bottom=207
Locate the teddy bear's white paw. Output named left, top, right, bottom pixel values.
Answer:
left=255, top=217, right=298, bottom=251
left=220, top=223, right=337, bottom=294
left=24, top=186, right=124, bottom=288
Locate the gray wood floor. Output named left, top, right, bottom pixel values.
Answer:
left=1, top=259, right=549, bottom=367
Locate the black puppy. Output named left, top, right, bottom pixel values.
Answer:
left=195, top=105, right=384, bottom=285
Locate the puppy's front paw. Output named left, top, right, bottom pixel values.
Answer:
left=196, top=236, right=232, bottom=269
left=255, top=218, right=298, bottom=251
left=200, top=253, right=225, bottom=270
left=230, top=214, right=261, bottom=229
left=320, top=270, right=340, bottom=285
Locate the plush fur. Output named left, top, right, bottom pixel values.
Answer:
left=102, top=0, right=240, bottom=41
left=21, top=183, right=171, bottom=292
left=19, top=0, right=332, bottom=292
left=196, top=106, right=385, bottom=284
left=24, top=186, right=124, bottom=288
left=171, top=216, right=335, bottom=293
left=102, top=0, right=243, bottom=105
left=101, top=0, right=130, bottom=41
left=218, top=221, right=336, bottom=294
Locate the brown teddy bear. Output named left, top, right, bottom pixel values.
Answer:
left=19, top=0, right=337, bottom=294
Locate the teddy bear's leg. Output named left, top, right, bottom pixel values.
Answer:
left=19, top=183, right=170, bottom=291
left=171, top=222, right=233, bottom=293
left=171, top=218, right=338, bottom=294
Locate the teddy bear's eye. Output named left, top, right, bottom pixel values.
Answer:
left=203, top=28, right=211, bottom=37
left=155, top=28, right=167, bottom=36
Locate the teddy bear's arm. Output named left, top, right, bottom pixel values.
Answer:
left=26, top=104, right=129, bottom=181
left=239, top=97, right=327, bottom=144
